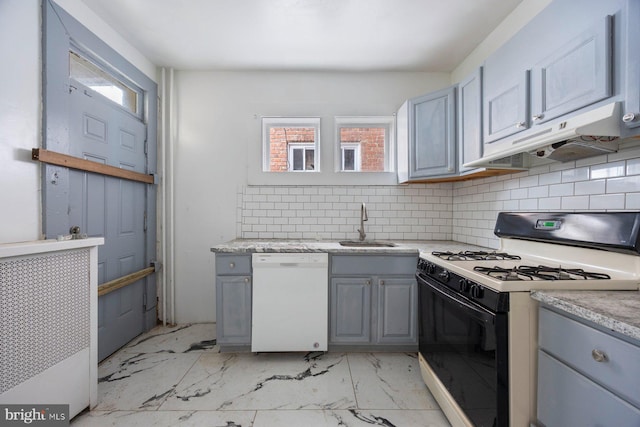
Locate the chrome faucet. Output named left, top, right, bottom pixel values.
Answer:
left=358, top=202, right=368, bottom=241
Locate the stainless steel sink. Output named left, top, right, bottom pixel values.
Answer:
left=338, top=240, right=396, bottom=247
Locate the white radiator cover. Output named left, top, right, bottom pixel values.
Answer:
left=0, top=238, right=103, bottom=418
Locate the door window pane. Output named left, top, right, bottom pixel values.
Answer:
left=69, top=51, right=140, bottom=116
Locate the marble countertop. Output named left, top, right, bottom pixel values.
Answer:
left=210, top=239, right=490, bottom=256
left=531, top=290, right=640, bottom=342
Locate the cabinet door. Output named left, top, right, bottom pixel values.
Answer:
left=458, top=67, right=483, bottom=172
left=483, top=70, right=529, bottom=143
left=330, top=277, right=371, bottom=343
left=624, top=0, right=640, bottom=129
left=216, top=275, right=252, bottom=344
left=531, top=15, right=612, bottom=125
left=409, top=86, right=456, bottom=179
left=376, top=277, right=417, bottom=344
left=537, top=350, right=640, bottom=427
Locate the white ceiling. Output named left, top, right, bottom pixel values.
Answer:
left=80, top=0, right=524, bottom=72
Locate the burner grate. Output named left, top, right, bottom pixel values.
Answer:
left=432, top=250, right=522, bottom=261
left=473, top=265, right=611, bottom=281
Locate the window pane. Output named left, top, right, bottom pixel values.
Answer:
left=340, top=127, right=385, bottom=172
left=343, top=148, right=355, bottom=170
left=305, top=148, right=315, bottom=170
left=292, top=148, right=304, bottom=170
left=69, top=51, right=139, bottom=115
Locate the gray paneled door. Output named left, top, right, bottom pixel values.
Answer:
left=68, top=85, right=148, bottom=360
left=43, top=0, right=158, bottom=362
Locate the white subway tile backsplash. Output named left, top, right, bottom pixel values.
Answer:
left=627, top=158, right=640, bottom=176
left=549, top=183, right=574, bottom=197
left=519, top=198, right=538, bottom=210
left=538, top=171, right=562, bottom=185
left=562, top=167, right=590, bottom=182
left=538, top=197, right=561, bottom=210
left=574, top=179, right=605, bottom=196
left=626, top=193, right=640, bottom=209
left=589, top=194, right=625, bottom=210
left=591, top=161, right=625, bottom=179
left=561, top=195, right=589, bottom=210
left=519, top=175, right=539, bottom=188
left=240, top=151, right=640, bottom=242
left=528, top=186, right=549, bottom=199
left=607, top=176, right=640, bottom=193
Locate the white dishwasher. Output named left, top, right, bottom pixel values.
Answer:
left=251, top=252, right=328, bottom=352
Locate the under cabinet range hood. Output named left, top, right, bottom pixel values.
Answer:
left=464, top=102, right=622, bottom=167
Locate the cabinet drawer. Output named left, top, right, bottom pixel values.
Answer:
left=537, top=350, right=640, bottom=427
left=331, top=255, right=417, bottom=276
left=215, top=254, right=251, bottom=275
left=539, top=307, right=640, bottom=408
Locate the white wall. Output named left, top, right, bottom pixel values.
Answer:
left=173, top=71, right=449, bottom=322
left=0, top=0, right=155, bottom=246
left=0, top=0, right=42, bottom=244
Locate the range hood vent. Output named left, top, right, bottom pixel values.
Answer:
left=464, top=102, right=621, bottom=167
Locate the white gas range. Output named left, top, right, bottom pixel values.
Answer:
left=416, top=212, right=640, bottom=427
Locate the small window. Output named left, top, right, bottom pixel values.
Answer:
left=335, top=117, right=394, bottom=172
left=69, top=50, right=141, bottom=116
left=340, top=143, right=361, bottom=171
left=263, top=118, right=320, bottom=172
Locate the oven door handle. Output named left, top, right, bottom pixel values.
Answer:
left=417, top=273, right=495, bottom=324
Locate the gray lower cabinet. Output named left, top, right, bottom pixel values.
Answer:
left=215, top=254, right=252, bottom=349
left=537, top=306, right=640, bottom=426
left=329, top=254, right=418, bottom=349
left=330, top=277, right=372, bottom=343
left=376, top=277, right=417, bottom=344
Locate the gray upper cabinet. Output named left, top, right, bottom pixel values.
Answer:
left=481, top=0, right=637, bottom=152
left=458, top=67, right=483, bottom=172
left=623, top=0, right=640, bottom=129
left=408, top=86, right=457, bottom=179
left=483, top=70, right=529, bottom=143
left=531, top=15, right=613, bottom=125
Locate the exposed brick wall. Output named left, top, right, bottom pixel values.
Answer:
left=269, top=127, right=315, bottom=171
left=340, top=127, right=385, bottom=171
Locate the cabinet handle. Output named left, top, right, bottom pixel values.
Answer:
left=229, top=262, right=235, bottom=269
left=515, top=121, right=526, bottom=128
left=380, top=280, right=385, bottom=286
left=592, top=349, right=608, bottom=363
left=532, top=114, right=543, bottom=121
left=623, top=112, right=637, bottom=123
left=244, top=277, right=250, bottom=284
left=366, top=279, right=371, bottom=286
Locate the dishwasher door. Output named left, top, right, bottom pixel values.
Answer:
left=251, top=253, right=328, bottom=352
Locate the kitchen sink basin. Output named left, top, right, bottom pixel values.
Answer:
left=338, top=240, right=396, bottom=247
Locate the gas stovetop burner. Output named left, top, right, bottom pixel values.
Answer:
left=473, top=265, right=612, bottom=281
left=432, top=250, right=522, bottom=261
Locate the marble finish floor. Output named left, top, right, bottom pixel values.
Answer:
left=72, top=324, right=451, bottom=426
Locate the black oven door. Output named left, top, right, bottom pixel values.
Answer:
left=417, top=272, right=508, bottom=427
